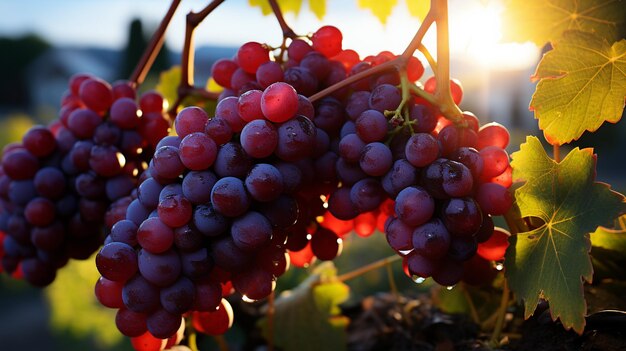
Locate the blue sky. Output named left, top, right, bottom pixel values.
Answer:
left=0, top=0, right=424, bottom=56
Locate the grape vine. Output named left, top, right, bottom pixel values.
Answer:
left=0, top=0, right=624, bottom=350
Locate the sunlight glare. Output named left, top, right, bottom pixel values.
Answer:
left=445, top=0, right=538, bottom=70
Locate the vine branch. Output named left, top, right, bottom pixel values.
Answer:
left=308, top=1, right=461, bottom=124
left=337, top=255, right=402, bottom=282
left=401, top=10, right=435, bottom=59
left=553, top=145, right=561, bottom=162
left=309, top=60, right=398, bottom=103
left=268, top=0, right=297, bottom=39
left=432, top=0, right=463, bottom=122
left=169, top=0, right=225, bottom=116
left=129, top=0, right=182, bottom=86
left=309, top=8, right=435, bottom=104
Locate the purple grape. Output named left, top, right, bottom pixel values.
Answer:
left=360, top=142, right=392, bottom=176
left=412, top=218, right=450, bottom=259
left=231, top=211, right=272, bottom=252
left=210, top=177, right=250, bottom=217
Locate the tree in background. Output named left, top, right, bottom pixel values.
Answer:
left=0, top=35, right=50, bottom=107
left=119, top=18, right=170, bottom=80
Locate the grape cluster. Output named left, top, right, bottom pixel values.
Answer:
left=90, top=25, right=513, bottom=348
left=0, top=75, right=169, bottom=286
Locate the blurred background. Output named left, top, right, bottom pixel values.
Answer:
left=0, top=0, right=624, bottom=350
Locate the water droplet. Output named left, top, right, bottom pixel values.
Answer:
left=241, top=295, right=256, bottom=303
left=412, top=276, right=426, bottom=284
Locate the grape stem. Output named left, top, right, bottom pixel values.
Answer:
left=308, top=1, right=462, bottom=125
left=268, top=0, right=297, bottom=39
left=129, top=0, right=182, bottom=86
left=417, top=43, right=437, bottom=73
left=386, top=259, right=399, bottom=297
left=432, top=0, right=463, bottom=123
left=460, top=283, right=480, bottom=325
left=309, top=60, right=397, bottom=102
left=553, top=145, right=561, bottom=162
left=188, top=329, right=199, bottom=351
left=337, top=254, right=402, bottom=282
left=169, top=0, right=225, bottom=117
left=490, top=280, right=511, bottom=346
left=214, top=334, right=229, bottom=351
left=491, top=205, right=526, bottom=345
left=267, top=290, right=275, bottom=351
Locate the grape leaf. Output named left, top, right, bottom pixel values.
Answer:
left=357, top=0, right=397, bottom=24
left=406, top=0, right=429, bottom=22
left=259, top=262, right=349, bottom=351
left=156, top=65, right=218, bottom=116
left=155, top=65, right=181, bottom=108
left=308, top=0, right=326, bottom=20
left=502, top=0, right=626, bottom=45
left=248, top=0, right=306, bottom=18
left=530, top=30, right=626, bottom=145
left=507, top=136, right=626, bottom=333
left=591, top=215, right=626, bottom=251
left=589, top=215, right=626, bottom=279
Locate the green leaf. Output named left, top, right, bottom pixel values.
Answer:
left=507, top=136, right=626, bottom=333
left=530, top=30, right=626, bottom=145
left=156, top=65, right=218, bottom=116
left=591, top=215, right=626, bottom=251
left=590, top=215, right=626, bottom=279
left=155, top=65, right=181, bottom=108
left=259, top=262, right=349, bottom=351
left=502, top=0, right=626, bottom=45
left=45, top=253, right=122, bottom=347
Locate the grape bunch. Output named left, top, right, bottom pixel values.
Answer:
left=0, top=75, right=170, bottom=286
left=89, top=24, right=514, bottom=348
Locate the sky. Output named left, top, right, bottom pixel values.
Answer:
left=0, top=0, right=538, bottom=70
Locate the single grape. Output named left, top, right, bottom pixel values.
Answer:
left=311, top=25, right=343, bottom=58
left=210, top=177, right=250, bottom=217
left=96, top=242, right=138, bottom=282
left=395, top=186, right=434, bottom=227
left=240, top=119, right=278, bottom=159
left=441, top=197, right=483, bottom=237
left=405, top=133, right=439, bottom=167
left=245, top=163, right=283, bottom=202
left=231, top=211, right=272, bottom=252
left=175, top=107, right=209, bottom=138
left=237, top=42, right=270, bottom=74
left=179, top=132, right=217, bottom=171
left=412, top=218, right=451, bottom=259
left=359, top=142, right=392, bottom=176
left=261, top=82, right=299, bottom=123
left=356, top=110, right=388, bottom=142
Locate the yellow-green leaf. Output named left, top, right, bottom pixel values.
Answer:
left=590, top=215, right=626, bottom=279
left=507, top=136, right=626, bottom=333
left=259, top=262, right=349, bottom=351
left=45, top=253, right=122, bottom=347
left=308, top=0, right=326, bottom=20
left=155, top=65, right=181, bottom=108
left=591, top=215, right=626, bottom=251
left=502, top=0, right=626, bottom=45
left=406, top=0, right=429, bottom=22
left=530, top=30, right=626, bottom=145
left=357, top=0, right=398, bottom=24
left=248, top=0, right=304, bottom=17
